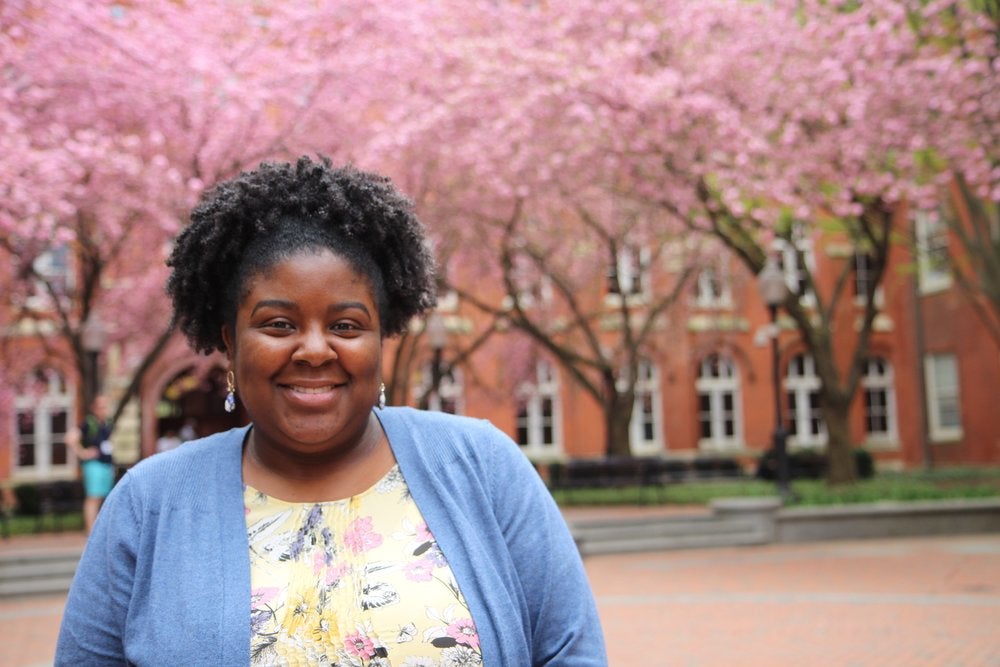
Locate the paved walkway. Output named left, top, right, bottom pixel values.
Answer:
left=2, top=524, right=999, bottom=666
left=586, top=534, right=1000, bottom=666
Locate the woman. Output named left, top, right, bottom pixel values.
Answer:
left=67, top=394, right=115, bottom=534
left=56, top=157, right=606, bottom=666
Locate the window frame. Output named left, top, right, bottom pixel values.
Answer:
left=626, top=359, right=664, bottom=456
left=695, top=354, right=742, bottom=451
left=785, top=353, right=827, bottom=448
left=914, top=210, right=952, bottom=294
left=861, top=356, right=898, bottom=446
left=515, top=360, right=563, bottom=459
left=923, top=353, right=963, bottom=442
left=420, top=363, right=464, bottom=415
left=12, top=371, right=77, bottom=482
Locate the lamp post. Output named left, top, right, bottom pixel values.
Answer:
left=757, top=257, right=791, bottom=501
left=81, top=312, right=107, bottom=406
left=426, top=312, right=447, bottom=409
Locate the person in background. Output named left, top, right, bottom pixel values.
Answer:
left=178, top=417, right=197, bottom=442
left=155, top=429, right=183, bottom=454
left=56, top=156, right=606, bottom=665
left=67, top=394, right=115, bottom=534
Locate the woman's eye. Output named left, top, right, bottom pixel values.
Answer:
left=263, top=320, right=293, bottom=330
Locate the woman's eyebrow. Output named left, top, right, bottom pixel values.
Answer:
left=250, top=298, right=295, bottom=316
left=329, top=301, right=371, bottom=316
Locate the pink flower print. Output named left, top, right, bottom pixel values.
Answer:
left=345, top=631, right=376, bottom=659
left=326, top=562, right=347, bottom=587
left=447, top=618, right=480, bottom=650
left=416, top=521, right=434, bottom=543
left=251, top=587, right=280, bottom=608
left=344, top=516, right=383, bottom=554
left=404, top=557, right=435, bottom=582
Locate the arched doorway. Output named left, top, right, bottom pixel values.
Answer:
left=156, top=365, right=248, bottom=445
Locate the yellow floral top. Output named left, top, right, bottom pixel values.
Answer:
left=244, top=465, right=482, bottom=667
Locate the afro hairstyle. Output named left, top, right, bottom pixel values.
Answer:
left=165, top=156, right=437, bottom=354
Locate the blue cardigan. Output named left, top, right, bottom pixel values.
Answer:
left=56, top=407, right=607, bottom=665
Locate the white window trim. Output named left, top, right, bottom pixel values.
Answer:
left=862, top=357, right=898, bottom=446
left=915, top=210, right=952, bottom=294
left=420, top=363, right=464, bottom=415
left=853, top=252, right=885, bottom=308
left=774, top=230, right=817, bottom=307
left=12, top=374, right=77, bottom=482
left=606, top=245, right=651, bottom=306
left=516, top=361, right=563, bottom=460
left=924, top=353, right=963, bottom=442
left=786, top=354, right=827, bottom=448
left=695, top=263, right=733, bottom=310
left=696, top=355, right=743, bottom=452
left=628, top=359, right=664, bottom=456
left=26, top=245, right=74, bottom=312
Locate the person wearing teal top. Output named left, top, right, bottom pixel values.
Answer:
left=56, top=157, right=606, bottom=665
left=68, top=394, right=115, bottom=534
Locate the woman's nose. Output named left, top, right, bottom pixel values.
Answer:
left=291, top=326, right=338, bottom=364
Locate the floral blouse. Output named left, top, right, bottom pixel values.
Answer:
left=244, top=465, right=483, bottom=667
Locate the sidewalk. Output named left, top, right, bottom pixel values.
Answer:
left=586, top=533, right=1000, bottom=666
left=3, top=523, right=999, bottom=666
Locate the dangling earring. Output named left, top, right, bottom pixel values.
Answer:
left=225, top=370, right=236, bottom=413
left=378, top=382, right=386, bottom=410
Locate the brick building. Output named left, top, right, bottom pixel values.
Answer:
left=2, top=205, right=998, bottom=488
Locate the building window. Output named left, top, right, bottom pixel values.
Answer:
left=696, top=354, right=741, bottom=450
left=785, top=354, right=826, bottom=447
left=621, top=359, right=662, bottom=455
left=608, top=245, right=650, bottom=298
left=515, top=360, right=562, bottom=457
left=14, top=370, right=76, bottom=480
left=695, top=263, right=732, bottom=309
left=26, top=245, right=73, bottom=311
left=915, top=210, right=951, bottom=294
left=924, top=353, right=962, bottom=441
left=853, top=252, right=884, bottom=306
left=502, top=273, right=553, bottom=310
left=862, top=357, right=897, bottom=444
left=420, top=364, right=464, bottom=415
left=774, top=227, right=815, bottom=305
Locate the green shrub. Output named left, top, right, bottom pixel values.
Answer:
left=854, top=449, right=875, bottom=479
left=14, top=483, right=41, bottom=516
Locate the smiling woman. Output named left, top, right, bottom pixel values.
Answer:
left=55, top=157, right=607, bottom=666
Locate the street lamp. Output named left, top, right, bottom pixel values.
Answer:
left=757, top=256, right=792, bottom=501
left=426, top=312, right=447, bottom=408
left=81, top=312, right=107, bottom=404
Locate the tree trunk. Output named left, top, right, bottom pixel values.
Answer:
left=604, top=382, right=635, bottom=457
left=820, top=392, right=857, bottom=485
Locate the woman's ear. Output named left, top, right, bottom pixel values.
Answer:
left=221, top=324, right=234, bottom=359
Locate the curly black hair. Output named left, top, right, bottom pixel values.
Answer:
left=166, top=156, right=437, bottom=354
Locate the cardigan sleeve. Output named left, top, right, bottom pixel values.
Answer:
left=55, top=472, right=141, bottom=664
left=482, top=424, right=608, bottom=665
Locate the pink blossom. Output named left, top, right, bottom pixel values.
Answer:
left=325, top=562, right=347, bottom=587
left=344, top=631, right=375, bottom=659
left=416, top=522, right=434, bottom=543
left=447, top=618, right=480, bottom=650
left=404, top=558, right=435, bottom=582
left=344, top=516, right=383, bottom=554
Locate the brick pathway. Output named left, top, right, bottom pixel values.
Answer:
left=2, top=529, right=999, bottom=666
left=586, top=534, right=1000, bottom=666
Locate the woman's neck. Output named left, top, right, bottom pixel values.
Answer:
left=241, top=413, right=395, bottom=503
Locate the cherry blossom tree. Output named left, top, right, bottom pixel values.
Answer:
left=377, top=0, right=997, bottom=479
left=0, top=0, right=416, bottom=423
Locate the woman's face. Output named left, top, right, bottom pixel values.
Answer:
left=222, top=248, right=383, bottom=458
